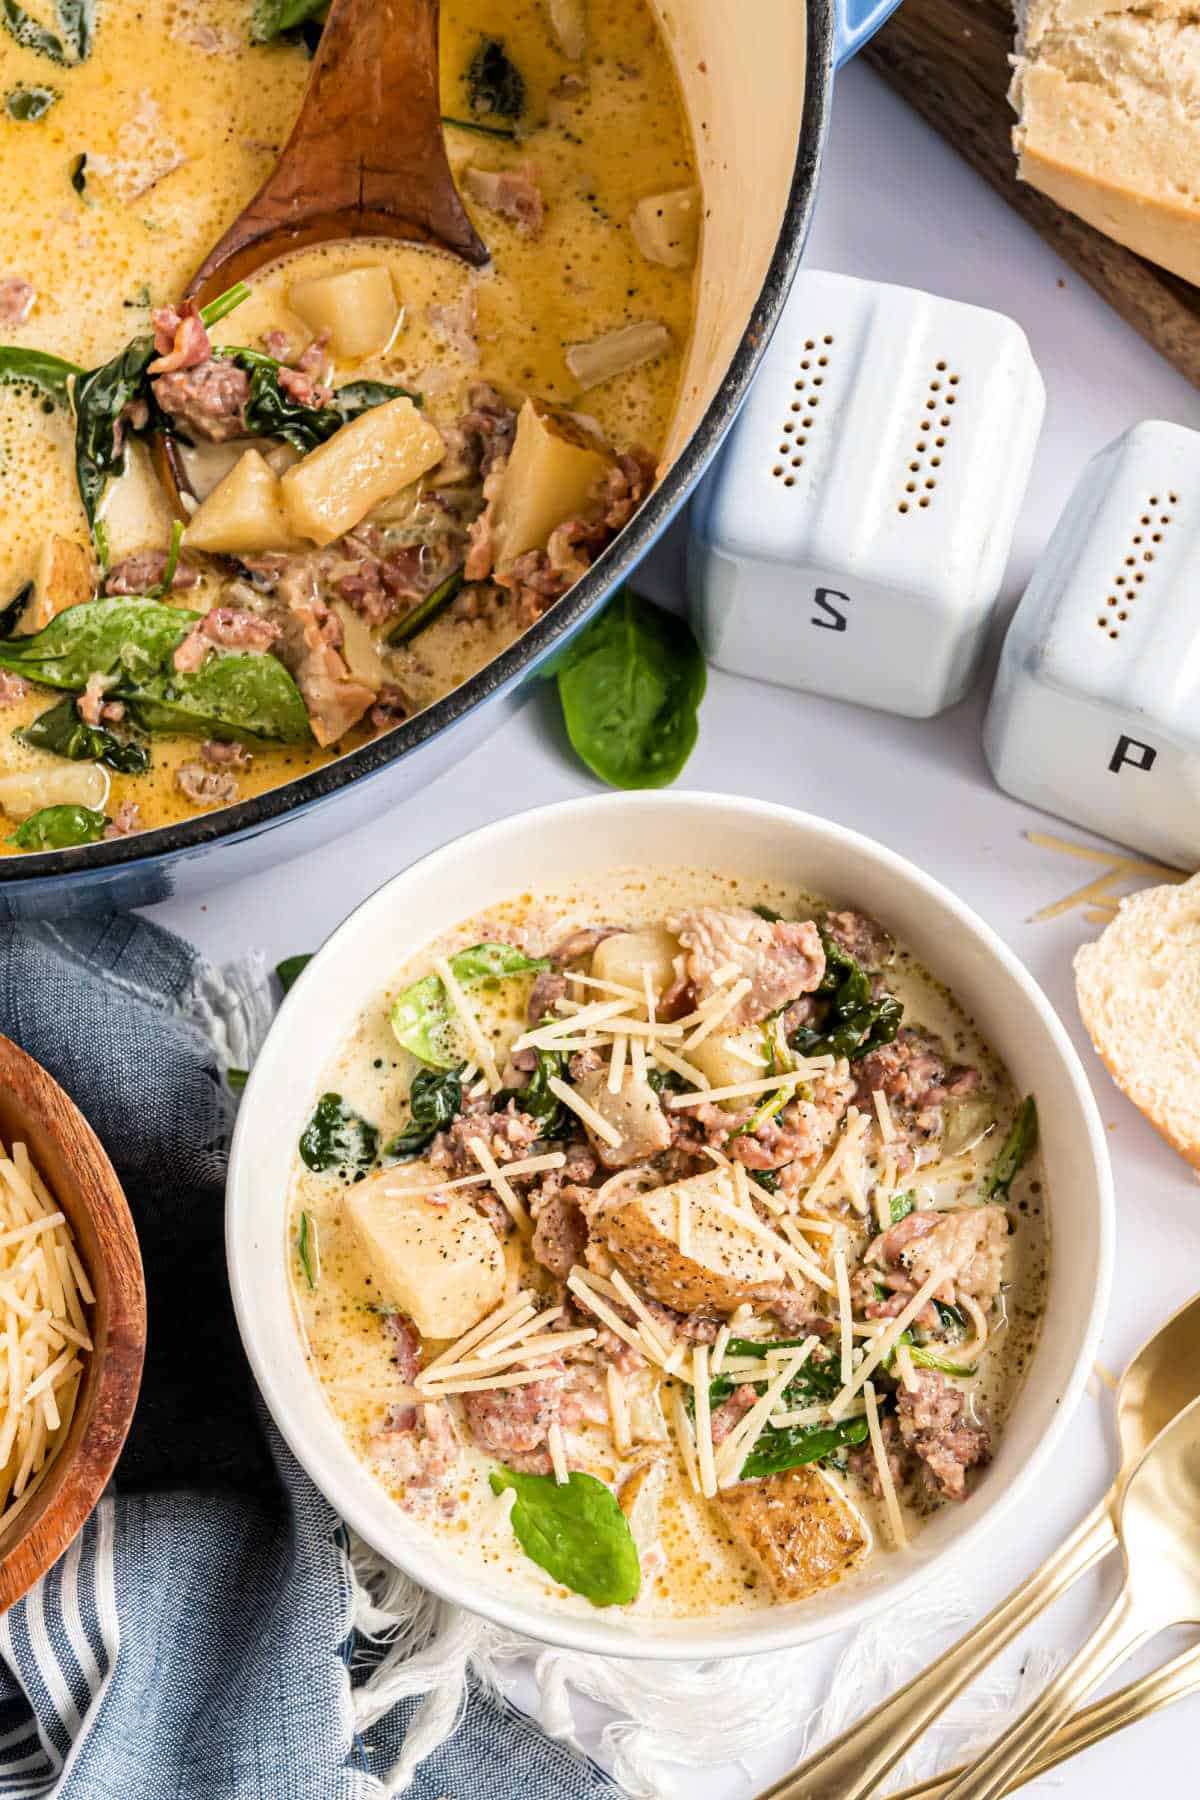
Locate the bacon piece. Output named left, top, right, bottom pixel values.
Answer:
left=0, top=278, right=35, bottom=327
left=103, top=801, right=142, bottom=840
left=148, top=301, right=212, bottom=375
left=175, top=763, right=239, bottom=806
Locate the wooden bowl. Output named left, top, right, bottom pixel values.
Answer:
left=0, top=1034, right=146, bottom=1611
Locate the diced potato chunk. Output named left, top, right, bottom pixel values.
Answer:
left=290, top=265, right=399, bottom=361
left=491, top=398, right=612, bottom=576
left=0, top=761, right=110, bottom=822
left=689, top=1025, right=770, bottom=1108
left=594, top=1170, right=784, bottom=1312
left=630, top=187, right=701, bottom=269
left=545, top=0, right=587, bottom=58
left=591, top=926, right=680, bottom=1017
left=714, top=1466, right=866, bottom=1601
left=183, top=449, right=304, bottom=555
left=18, top=536, right=93, bottom=634
left=281, top=398, right=444, bottom=547
left=342, top=1165, right=504, bottom=1339
left=574, top=1067, right=672, bottom=1168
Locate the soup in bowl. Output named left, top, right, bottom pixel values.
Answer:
left=226, top=793, right=1113, bottom=1656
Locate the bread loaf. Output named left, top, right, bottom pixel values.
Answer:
left=1010, top=0, right=1200, bottom=287
left=1074, top=872, right=1200, bottom=1169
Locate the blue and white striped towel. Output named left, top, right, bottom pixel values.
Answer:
left=0, top=915, right=623, bottom=1800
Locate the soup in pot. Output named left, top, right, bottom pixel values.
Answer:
left=287, top=871, right=1048, bottom=1621
left=0, top=0, right=698, bottom=852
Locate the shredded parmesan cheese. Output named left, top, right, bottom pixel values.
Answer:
left=834, top=1248, right=853, bottom=1385
left=649, top=1044, right=711, bottom=1090
left=381, top=1150, right=566, bottom=1197
left=828, top=1266, right=953, bottom=1418
left=682, top=979, right=753, bottom=1049
left=672, top=1390, right=701, bottom=1494
left=865, top=1381, right=907, bottom=1549
left=715, top=1339, right=820, bottom=1487
left=665, top=1071, right=804, bottom=1109
left=607, top=1034, right=628, bottom=1094
left=418, top=1291, right=536, bottom=1382
left=548, top=1076, right=623, bottom=1149
left=873, top=1089, right=896, bottom=1142
left=692, top=1344, right=717, bottom=1496
left=466, top=1137, right=531, bottom=1233
left=434, top=956, right=501, bottom=1091
left=547, top=1422, right=570, bottom=1485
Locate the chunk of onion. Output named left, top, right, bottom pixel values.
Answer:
left=565, top=320, right=671, bottom=391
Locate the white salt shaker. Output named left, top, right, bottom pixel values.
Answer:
left=688, top=268, right=1045, bottom=718
left=985, top=418, right=1200, bottom=867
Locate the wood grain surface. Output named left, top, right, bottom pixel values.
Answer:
left=862, top=0, right=1200, bottom=388
left=0, top=1035, right=145, bottom=1613
left=188, top=0, right=488, bottom=302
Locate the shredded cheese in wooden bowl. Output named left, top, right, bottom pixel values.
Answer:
left=0, top=1139, right=94, bottom=1540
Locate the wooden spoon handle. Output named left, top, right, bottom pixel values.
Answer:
left=190, top=0, right=486, bottom=295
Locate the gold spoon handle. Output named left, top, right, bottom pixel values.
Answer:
left=888, top=1643, right=1200, bottom=1800
left=937, top=1584, right=1151, bottom=1800
left=757, top=1497, right=1116, bottom=1800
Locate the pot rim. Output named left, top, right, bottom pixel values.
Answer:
left=0, top=0, right=836, bottom=886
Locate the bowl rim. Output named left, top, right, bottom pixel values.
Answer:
left=0, top=0, right=836, bottom=888
left=226, top=789, right=1115, bottom=1660
left=0, top=1033, right=146, bottom=1611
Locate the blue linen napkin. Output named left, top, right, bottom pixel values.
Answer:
left=0, top=915, right=622, bottom=1800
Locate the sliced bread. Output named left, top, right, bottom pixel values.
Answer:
left=1074, top=872, right=1200, bottom=1169
left=1010, top=0, right=1200, bottom=287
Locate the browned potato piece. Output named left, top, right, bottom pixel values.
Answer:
left=574, top=1067, right=672, bottom=1168
left=282, top=399, right=445, bottom=547
left=290, top=265, right=398, bottom=360
left=491, top=398, right=612, bottom=576
left=593, top=1170, right=784, bottom=1311
left=18, top=535, right=93, bottom=633
left=715, top=1466, right=866, bottom=1601
left=183, top=449, right=304, bottom=555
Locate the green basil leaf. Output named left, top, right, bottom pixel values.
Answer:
left=384, top=1064, right=465, bottom=1161
left=19, top=694, right=150, bottom=773
left=390, top=943, right=550, bottom=1069
left=489, top=1467, right=640, bottom=1606
left=9, top=803, right=107, bottom=849
left=0, top=345, right=82, bottom=408
left=556, top=589, right=706, bottom=790
left=299, top=1092, right=378, bottom=1181
left=983, top=1095, right=1037, bottom=1201
left=466, top=37, right=525, bottom=121
left=5, top=83, right=58, bottom=119
left=277, top=953, right=312, bottom=993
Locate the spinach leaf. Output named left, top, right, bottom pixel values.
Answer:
left=0, top=345, right=82, bottom=408
left=0, top=598, right=312, bottom=744
left=384, top=1065, right=465, bottom=1161
left=0, top=583, right=32, bottom=641
left=9, top=803, right=108, bottom=849
left=1, top=0, right=92, bottom=62
left=5, top=83, right=58, bottom=119
left=20, top=694, right=150, bottom=773
left=466, top=37, right=525, bottom=121
left=700, top=1337, right=870, bottom=1478
left=72, top=334, right=156, bottom=540
left=984, top=1095, right=1037, bottom=1201
left=752, top=1164, right=792, bottom=1194
left=933, top=1299, right=967, bottom=1335
left=390, top=943, right=548, bottom=1069
left=499, top=1046, right=566, bottom=1137
left=646, top=1065, right=692, bottom=1098
left=789, top=928, right=903, bottom=1062
left=227, top=348, right=418, bottom=453
left=489, top=1468, right=640, bottom=1606
left=752, top=904, right=784, bottom=923
left=910, top=1343, right=976, bottom=1379
left=250, top=0, right=328, bottom=42
left=148, top=519, right=183, bottom=598
left=296, top=1209, right=318, bottom=1287
left=299, top=1092, right=379, bottom=1181
left=277, top=953, right=312, bottom=993
left=556, top=589, right=706, bottom=790
left=889, top=1191, right=915, bottom=1225
left=386, top=568, right=464, bottom=648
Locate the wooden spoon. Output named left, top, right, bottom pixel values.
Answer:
left=185, top=0, right=487, bottom=306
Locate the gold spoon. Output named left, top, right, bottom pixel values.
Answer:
left=757, top=1292, right=1200, bottom=1800
left=886, top=1643, right=1200, bottom=1799
left=936, top=1391, right=1200, bottom=1799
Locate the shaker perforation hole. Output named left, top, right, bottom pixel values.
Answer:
left=897, top=363, right=959, bottom=513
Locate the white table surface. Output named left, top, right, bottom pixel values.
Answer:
left=149, top=57, right=1200, bottom=1799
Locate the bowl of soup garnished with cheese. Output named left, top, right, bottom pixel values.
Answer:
left=227, top=793, right=1112, bottom=1656
left=0, top=0, right=828, bottom=910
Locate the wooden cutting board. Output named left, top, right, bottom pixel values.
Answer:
left=861, top=0, right=1200, bottom=388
